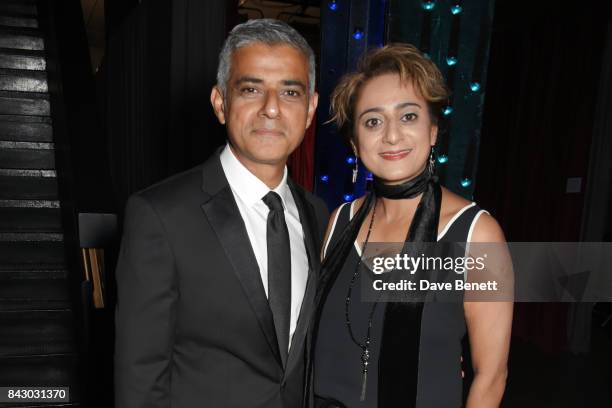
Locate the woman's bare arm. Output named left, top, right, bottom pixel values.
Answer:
left=464, top=213, right=513, bottom=408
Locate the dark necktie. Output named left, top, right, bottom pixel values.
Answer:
left=262, top=191, right=291, bottom=366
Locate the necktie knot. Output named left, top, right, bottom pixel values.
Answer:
left=262, top=191, right=284, bottom=212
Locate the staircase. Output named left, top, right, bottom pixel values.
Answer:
left=0, top=0, right=80, bottom=405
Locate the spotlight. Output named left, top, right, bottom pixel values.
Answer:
left=328, top=0, right=338, bottom=11
left=446, top=56, right=457, bottom=66
left=451, top=4, right=462, bottom=15
left=346, top=156, right=356, bottom=164
left=353, top=29, right=364, bottom=40
left=469, top=82, right=481, bottom=92
left=437, top=154, right=449, bottom=164
left=460, top=178, right=472, bottom=188
left=320, top=175, right=329, bottom=182
left=422, top=1, right=435, bottom=11
left=343, top=194, right=354, bottom=202
left=442, top=106, right=453, bottom=116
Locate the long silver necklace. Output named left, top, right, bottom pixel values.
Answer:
left=345, top=199, right=380, bottom=402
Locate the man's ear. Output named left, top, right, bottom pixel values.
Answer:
left=210, top=86, right=226, bottom=125
left=305, top=91, right=319, bottom=129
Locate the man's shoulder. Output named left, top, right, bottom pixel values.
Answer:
left=135, top=163, right=205, bottom=205
left=291, top=182, right=328, bottom=216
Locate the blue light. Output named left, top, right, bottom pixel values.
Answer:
left=450, top=4, right=462, bottom=15
left=328, top=1, right=338, bottom=11
left=366, top=172, right=374, bottom=181
left=446, top=56, right=457, bottom=66
left=437, top=154, right=449, bottom=164
left=353, top=29, right=364, bottom=40
left=442, top=106, right=453, bottom=116
left=460, top=178, right=472, bottom=188
left=470, top=82, right=481, bottom=92
left=343, top=194, right=354, bottom=202
left=320, top=175, right=329, bottom=182
left=422, top=1, right=435, bottom=11
left=346, top=156, right=356, bottom=164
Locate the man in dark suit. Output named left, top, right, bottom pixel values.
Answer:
left=114, top=19, right=328, bottom=408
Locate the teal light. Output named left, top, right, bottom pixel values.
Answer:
left=422, top=1, right=435, bottom=11
left=446, top=56, right=457, bottom=66
left=437, top=154, right=449, bottom=164
left=470, top=82, right=481, bottom=92
left=460, top=178, right=472, bottom=188
left=442, top=106, right=453, bottom=116
left=451, top=5, right=463, bottom=15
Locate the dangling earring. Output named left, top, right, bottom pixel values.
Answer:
left=352, top=156, right=359, bottom=184
left=428, top=146, right=436, bottom=175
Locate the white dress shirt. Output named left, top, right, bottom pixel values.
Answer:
left=220, top=144, right=308, bottom=352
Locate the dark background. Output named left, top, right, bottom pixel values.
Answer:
left=0, top=0, right=610, bottom=407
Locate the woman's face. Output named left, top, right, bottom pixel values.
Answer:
left=353, top=73, right=437, bottom=185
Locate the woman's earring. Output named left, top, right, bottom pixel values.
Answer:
left=352, top=157, right=359, bottom=184
left=428, top=147, right=436, bottom=175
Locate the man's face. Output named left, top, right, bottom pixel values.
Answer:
left=211, top=43, right=318, bottom=168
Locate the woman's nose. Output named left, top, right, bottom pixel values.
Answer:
left=382, top=121, right=401, bottom=144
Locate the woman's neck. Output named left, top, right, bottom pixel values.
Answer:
left=376, top=194, right=423, bottom=223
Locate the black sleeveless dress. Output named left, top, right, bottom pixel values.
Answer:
left=313, top=201, right=486, bottom=408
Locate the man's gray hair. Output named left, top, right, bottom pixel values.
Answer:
left=216, top=19, right=316, bottom=96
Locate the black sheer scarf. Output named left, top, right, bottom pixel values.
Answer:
left=313, top=166, right=442, bottom=408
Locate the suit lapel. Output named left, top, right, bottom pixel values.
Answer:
left=200, top=154, right=282, bottom=367
left=285, top=180, right=320, bottom=376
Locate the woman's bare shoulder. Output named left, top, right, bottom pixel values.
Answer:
left=440, top=187, right=473, bottom=217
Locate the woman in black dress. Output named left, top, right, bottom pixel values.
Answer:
left=311, top=44, right=513, bottom=407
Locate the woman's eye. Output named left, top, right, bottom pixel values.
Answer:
left=401, top=113, right=418, bottom=122
left=364, top=118, right=382, bottom=128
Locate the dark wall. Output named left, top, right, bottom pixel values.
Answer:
left=105, top=0, right=236, bottom=208
left=475, top=0, right=609, bottom=241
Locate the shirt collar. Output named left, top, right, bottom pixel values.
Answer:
left=220, top=143, right=290, bottom=209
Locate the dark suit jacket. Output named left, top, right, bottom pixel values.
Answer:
left=114, top=151, right=329, bottom=408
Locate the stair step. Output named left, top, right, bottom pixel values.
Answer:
left=0, top=49, right=45, bottom=70
left=0, top=199, right=60, bottom=208
left=0, top=354, right=78, bottom=390
left=0, top=1, right=38, bottom=18
left=0, top=309, right=75, bottom=356
left=0, top=175, right=58, bottom=200
left=0, top=68, right=47, bottom=92
left=0, top=265, right=70, bottom=312
left=0, top=14, right=38, bottom=29
left=0, top=91, right=49, bottom=115
left=0, top=115, right=52, bottom=141
left=0, top=239, right=65, bottom=267
left=0, top=141, right=55, bottom=169
left=0, top=206, right=62, bottom=232
left=0, top=28, right=43, bottom=51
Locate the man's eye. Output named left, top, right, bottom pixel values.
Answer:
left=241, top=87, right=258, bottom=94
left=284, top=90, right=301, bottom=97
left=401, top=113, right=418, bottom=122
left=364, top=118, right=382, bottom=128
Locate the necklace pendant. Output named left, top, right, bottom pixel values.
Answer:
left=360, top=369, right=368, bottom=402
left=360, top=347, right=370, bottom=402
